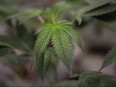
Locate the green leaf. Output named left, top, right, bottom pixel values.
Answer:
left=44, top=2, right=69, bottom=23
left=0, top=35, right=30, bottom=51
left=84, top=4, right=116, bottom=17
left=62, top=25, right=83, bottom=50
left=0, top=5, right=18, bottom=19
left=76, top=0, right=111, bottom=24
left=35, top=48, right=52, bottom=80
left=78, top=0, right=110, bottom=15
left=34, top=21, right=81, bottom=79
left=79, top=71, right=116, bottom=87
left=34, top=25, right=52, bottom=56
left=100, top=45, right=116, bottom=71
left=11, top=9, right=41, bottom=23
left=52, top=27, right=73, bottom=70
left=34, top=24, right=52, bottom=79
left=15, top=20, right=34, bottom=48
left=53, top=1, right=70, bottom=19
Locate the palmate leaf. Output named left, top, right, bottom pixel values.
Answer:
left=100, top=45, right=116, bottom=71
left=34, top=20, right=82, bottom=79
left=35, top=48, right=52, bottom=80
left=52, top=28, right=73, bottom=69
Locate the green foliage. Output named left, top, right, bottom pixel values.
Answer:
left=78, top=71, right=116, bottom=87
left=100, top=45, right=116, bottom=71
left=76, top=0, right=116, bottom=24
left=35, top=48, right=52, bottom=80
left=83, top=4, right=116, bottom=17
left=34, top=20, right=81, bottom=79
left=0, top=35, right=30, bottom=51
left=44, top=1, right=70, bottom=23
left=0, top=0, right=116, bottom=84
left=51, top=22, right=73, bottom=69
left=11, top=9, right=42, bottom=24
left=33, top=2, right=83, bottom=79
left=52, top=71, right=116, bottom=87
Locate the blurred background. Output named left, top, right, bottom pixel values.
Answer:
left=0, top=0, right=116, bottom=86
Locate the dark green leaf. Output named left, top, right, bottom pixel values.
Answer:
left=0, top=35, right=30, bottom=51
left=100, top=45, right=116, bottom=70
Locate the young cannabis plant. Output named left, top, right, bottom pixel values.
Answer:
left=34, top=2, right=82, bottom=79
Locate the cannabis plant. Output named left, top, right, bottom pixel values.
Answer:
left=0, top=0, right=116, bottom=86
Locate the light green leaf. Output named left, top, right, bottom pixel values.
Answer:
left=34, top=26, right=52, bottom=55
left=62, top=25, right=83, bottom=50
left=35, top=48, right=52, bottom=80
left=52, top=28, right=73, bottom=70
left=44, top=2, right=69, bottom=23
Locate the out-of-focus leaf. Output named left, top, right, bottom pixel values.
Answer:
left=84, top=4, right=116, bottom=17
left=76, top=0, right=112, bottom=24
left=15, top=20, right=35, bottom=49
left=2, top=54, right=29, bottom=67
left=11, top=9, right=41, bottom=24
left=0, top=6, right=18, bottom=19
left=0, top=35, right=30, bottom=51
left=0, top=48, right=12, bottom=56
left=79, top=71, right=116, bottom=87
left=100, top=45, right=116, bottom=70
left=51, top=71, right=116, bottom=87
